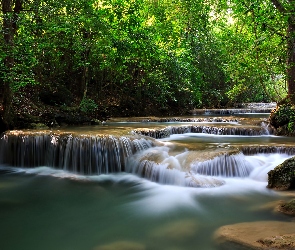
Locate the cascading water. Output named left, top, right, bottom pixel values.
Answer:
left=0, top=132, right=153, bottom=174
left=132, top=123, right=273, bottom=139
left=191, top=103, right=276, bottom=115
left=191, top=153, right=254, bottom=177
left=241, top=145, right=295, bottom=155
left=125, top=146, right=226, bottom=188
left=2, top=109, right=295, bottom=250
left=0, top=116, right=293, bottom=188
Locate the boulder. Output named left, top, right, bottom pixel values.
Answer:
left=214, top=221, right=295, bottom=250
left=267, top=156, right=295, bottom=190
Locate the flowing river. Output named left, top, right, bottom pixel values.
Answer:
left=0, top=110, right=295, bottom=250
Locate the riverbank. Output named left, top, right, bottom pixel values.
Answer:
left=1, top=85, right=283, bottom=135
left=0, top=85, right=194, bottom=134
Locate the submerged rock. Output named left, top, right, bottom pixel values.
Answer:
left=277, top=199, right=295, bottom=216
left=148, top=219, right=199, bottom=242
left=214, top=221, right=295, bottom=250
left=267, top=156, right=295, bottom=190
left=93, top=241, right=145, bottom=250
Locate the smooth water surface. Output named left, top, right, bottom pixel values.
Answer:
left=0, top=169, right=291, bottom=250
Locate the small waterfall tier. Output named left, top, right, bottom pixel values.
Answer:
left=192, top=108, right=273, bottom=115
left=125, top=147, right=230, bottom=187
left=191, top=103, right=276, bottom=115
left=134, top=160, right=225, bottom=187
left=191, top=153, right=254, bottom=177
left=0, top=132, right=153, bottom=174
left=241, top=146, right=295, bottom=155
left=138, top=117, right=239, bottom=123
left=132, top=124, right=272, bottom=139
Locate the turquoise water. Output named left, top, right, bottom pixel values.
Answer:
left=0, top=113, right=294, bottom=250
left=0, top=170, right=290, bottom=250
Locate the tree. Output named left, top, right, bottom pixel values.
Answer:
left=1, top=0, right=22, bottom=129
left=221, top=0, right=295, bottom=104
left=270, top=0, right=295, bottom=103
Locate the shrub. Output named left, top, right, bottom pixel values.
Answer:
left=79, top=98, right=98, bottom=113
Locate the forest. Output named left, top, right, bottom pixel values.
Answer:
left=1, top=0, right=295, bottom=132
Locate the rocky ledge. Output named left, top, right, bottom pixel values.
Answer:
left=214, top=221, right=295, bottom=250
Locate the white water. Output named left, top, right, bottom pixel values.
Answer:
left=0, top=163, right=281, bottom=214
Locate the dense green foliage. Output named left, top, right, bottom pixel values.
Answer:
left=269, top=101, right=295, bottom=135
left=0, top=0, right=293, bottom=126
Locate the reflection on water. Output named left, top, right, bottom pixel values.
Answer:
left=0, top=113, right=295, bottom=250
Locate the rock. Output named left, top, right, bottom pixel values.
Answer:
left=148, top=219, right=199, bottom=242
left=257, top=234, right=295, bottom=249
left=93, top=240, right=145, bottom=250
left=277, top=199, right=295, bottom=216
left=214, top=221, right=295, bottom=250
left=267, top=156, right=295, bottom=190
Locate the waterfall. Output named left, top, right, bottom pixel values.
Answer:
left=241, top=146, right=295, bottom=155
left=125, top=147, right=225, bottom=187
left=191, top=105, right=275, bottom=115
left=191, top=153, right=254, bottom=177
left=0, top=132, right=153, bottom=175
left=132, top=124, right=272, bottom=139
left=127, top=159, right=225, bottom=188
left=139, top=117, right=239, bottom=123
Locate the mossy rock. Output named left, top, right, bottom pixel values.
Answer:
left=268, top=156, right=295, bottom=190
left=278, top=199, right=295, bottom=216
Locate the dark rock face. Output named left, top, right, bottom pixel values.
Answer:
left=268, top=156, right=295, bottom=190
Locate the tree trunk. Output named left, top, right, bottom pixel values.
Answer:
left=1, top=0, right=23, bottom=130
left=2, top=0, right=14, bottom=130
left=271, top=0, right=295, bottom=103
left=287, top=19, right=295, bottom=104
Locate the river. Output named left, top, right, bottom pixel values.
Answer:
left=0, top=111, right=294, bottom=250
